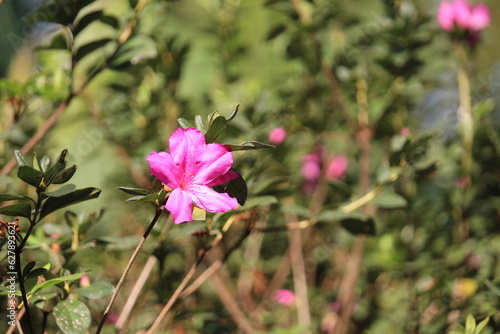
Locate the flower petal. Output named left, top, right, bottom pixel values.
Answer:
left=437, top=1, right=455, bottom=31
left=166, top=188, right=194, bottom=224
left=187, top=184, right=239, bottom=213
left=453, top=0, right=472, bottom=29
left=468, top=3, right=490, bottom=31
left=192, top=143, right=234, bottom=185
left=146, top=151, right=179, bottom=189
left=206, top=169, right=240, bottom=187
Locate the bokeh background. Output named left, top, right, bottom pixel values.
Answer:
left=1, top=0, right=500, bottom=333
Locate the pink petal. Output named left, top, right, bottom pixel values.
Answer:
left=146, top=151, right=180, bottom=189
left=166, top=188, right=195, bottom=224
left=192, top=143, right=234, bottom=185
left=301, top=160, right=321, bottom=182
left=187, top=185, right=239, bottom=213
left=437, top=1, right=455, bottom=31
left=468, top=3, right=490, bottom=31
left=207, top=169, right=240, bottom=187
left=453, top=0, right=472, bottom=29
left=325, top=155, right=348, bottom=180
left=268, top=127, right=287, bottom=145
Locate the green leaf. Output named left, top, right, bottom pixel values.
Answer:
left=26, top=268, right=48, bottom=280
left=212, top=169, right=247, bottom=205
left=39, top=187, right=101, bottom=220
left=17, top=165, right=44, bottom=188
left=369, top=191, right=408, bottom=209
left=205, top=116, right=228, bottom=143
left=73, top=281, right=114, bottom=299
left=224, top=141, right=275, bottom=151
left=110, top=35, right=158, bottom=67
left=0, top=202, right=32, bottom=218
left=126, top=193, right=159, bottom=202
left=226, top=104, right=240, bottom=122
left=41, top=184, right=77, bottom=198
left=475, top=316, right=490, bottom=333
left=23, top=261, right=37, bottom=277
left=117, top=187, right=151, bottom=196
left=177, top=118, right=195, bottom=128
left=39, top=155, right=51, bottom=172
left=44, top=149, right=68, bottom=183
left=14, top=150, right=28, bottom=166
left=239, top=196, right=278, bottom=210
left=465, top=314, right=476, bottom=334
left=0, top=193, right=31, bottom=202
left=53, top=299, right=91, bottom=334
left=194, top=115, right=206, bottom=133
left=340, top=213, right=376, bottom=235
left=50, top=166, right=77, bottom=185
left=29, top=273, right=86, bottom=296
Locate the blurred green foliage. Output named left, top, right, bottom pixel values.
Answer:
left=1, top=0, right=499, bottom=333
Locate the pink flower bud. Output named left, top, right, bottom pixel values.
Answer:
left=325, top=155, right=348, bottom=180
left=399, top=127, right=410, bottom=136
left=274, top=289, right=296, bottom=306
left=301, top=153, right=321, bottom=182
left=80, top=274, right=91, bottom=288
left=268, top=127, right=287, bottom=145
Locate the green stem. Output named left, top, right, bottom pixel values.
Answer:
left=15, top=248, right=34, bottom=334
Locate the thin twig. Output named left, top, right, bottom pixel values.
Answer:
left=115, top=255, right=157, bottom=330
left=96, top=208, right=164, bottom=333
left=145, top=250, right=206, bottom=334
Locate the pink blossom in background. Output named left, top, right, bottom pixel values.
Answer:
left=399, top=127, right=410, bottom=136
left=301, top=153, right=322, bottom=182
left=325, top=155, right=348, bottom=180
left=274, top=289, right=296, bottom=306
left=80, top=274, right=91, bottom=288
left=147, top=127, right=239, bottom=224
left=437, top=0, right=490, bottom=32
left=268, top=127, right=287, bottom=145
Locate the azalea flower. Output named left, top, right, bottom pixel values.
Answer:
left=274, top=289, right=296, bottom=306
left=437, top=0, right=490, bottom=33
left=325, top=155, right=348, bottom=181
left=268, top=127, right=287, bottom=145
left=147, top=127, right=239, bottom=224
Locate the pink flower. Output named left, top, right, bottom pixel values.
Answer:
left=437, top=0, right=490, bottom=32
left=80, top=275, right=91, bottom=288
left=274, top=289, right=296, bottom=306
left=399, top=127, right=410, bottom=136
left=325, top=155, right=348, bottom=181
left=147, top=128, right=239, bottom=224
left=301, top=153, right=321, bottom=182
left=268, top=127, right=287, bottom=145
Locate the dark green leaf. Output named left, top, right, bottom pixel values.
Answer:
left=224, top=141, right=275, bottom=151
left=238, top=196, right=278, bottom=210
left=212, top=169, right=247, bottom=205
left=117, top=187, right=151, bottom=196
left=0, top=193, right=31, bottom=202
left=26, top=268, right=48, bottom=280
left=41, top=184, right=77, bottom=198
left=0, top=202, right=32, bottom=218
left=194, top=115, right=206, bottom=133
left=340, top=215, right=376, bottom=235
left=44, top=149, right=68, bottom=183
left=73, top=4, right=104, bottom=36
left=126, top=193, right=159, bottom=202
left=205, top=116, right=228, bottom=143
left=18, top=165, right=44, bottom=188
left=51, top=165, right=77, bottom=184
left=53, top=299, right=91, bottom=334
left=73, top=281, right=114, bottom=299
left=23, top=261, right=37, bottom=277
left=39, top=187, right=101, bottom=220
